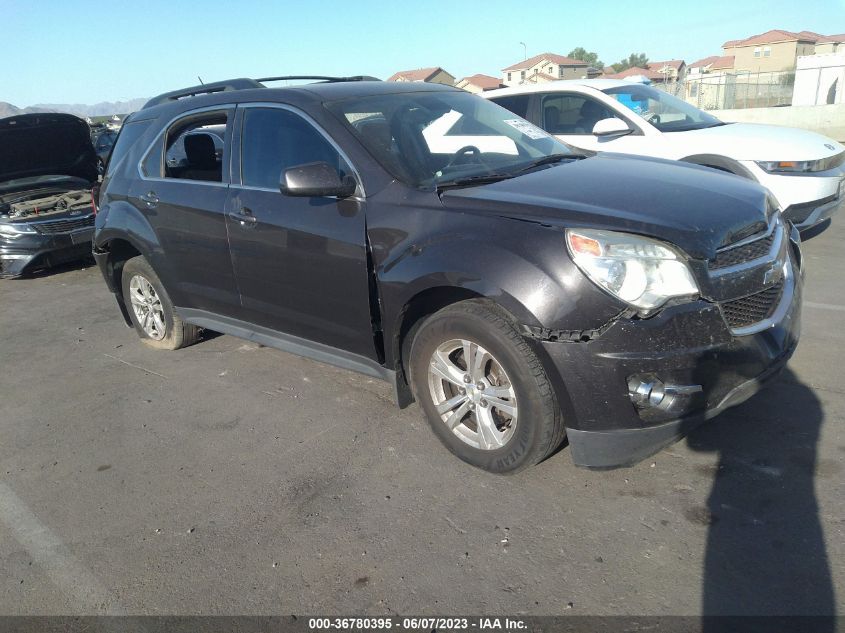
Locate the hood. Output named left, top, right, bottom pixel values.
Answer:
left=675, top=122, right=845, bottom=161
left=440, top=153, right=773, bottom=261
left=0, top=113, right=98, bottom=184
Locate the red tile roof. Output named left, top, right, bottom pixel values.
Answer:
left=710, top=55, right=735, bottom=70
left=386, top=67, right=447, bottom=82
left=690, top=55, right=721, bottom=69
left=457, top=74, right=503, bottom=90
left=603, top=66, right=664, bottom=80
left=647, top=60, right=685, bottom=71
left=689, top=55, right=734, bottom=70
left=816, top=33, right=845, bottom=44
left=723, top=29, right=824, bottom=48
left=503, top=53, right=588, bottom=71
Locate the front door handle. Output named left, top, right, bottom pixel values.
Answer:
left=139, top=191, right=159, bottom=208
left=229, top=207, right=257, bottom=227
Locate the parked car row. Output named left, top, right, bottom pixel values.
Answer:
left=2, top=76, right=842, bottom=473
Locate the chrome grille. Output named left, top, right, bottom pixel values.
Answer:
left=721, top=280, right=784, bottom=330
left=32, top=215, right=94, bottom=235
left=710, top=230, right=777, bottom=270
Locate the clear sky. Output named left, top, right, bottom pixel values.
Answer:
left=3, top=0, right=844, bottom=106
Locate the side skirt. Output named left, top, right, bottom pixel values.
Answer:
left=178, top=308, right=412, bottom=408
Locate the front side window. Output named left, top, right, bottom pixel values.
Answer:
left=327, top=90, right=573, bottom=189
left=240, top=107, right=351, bottom=190
left=540, top=94, right=615, bottom=135
left=603, top=84, right=724, bottom=132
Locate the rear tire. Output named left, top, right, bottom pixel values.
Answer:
left=409, top=300, right=564, bottom=473
left=121, top=256, right=200, bottom=350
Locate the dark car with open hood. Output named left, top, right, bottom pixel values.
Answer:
left=0, top=113, right=98, bottom=277
left=93, top=76, right=803, bottom=472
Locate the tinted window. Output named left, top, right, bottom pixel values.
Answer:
left=540, top=94, right=614, bottom=135
left=240, top=108, right=349, bottom=190
left=489, top=94, right=530, bottom=119
left=105, top=120, right=152, bottom=178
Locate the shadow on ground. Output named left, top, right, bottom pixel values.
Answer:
left=684, top=368, right=837, bottom=628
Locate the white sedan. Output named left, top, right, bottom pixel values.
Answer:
left=484, top=79, right=845, bottom=231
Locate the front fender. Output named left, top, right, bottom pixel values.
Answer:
left=371, top=212, right=625, bottom=368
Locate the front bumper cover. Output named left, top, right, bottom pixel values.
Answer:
left=537, top=254, right=802, bottom=469
left=0, top=228, right=94, bottom=277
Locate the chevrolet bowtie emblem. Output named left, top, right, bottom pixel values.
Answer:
left=763, top=262, right=782, bottom=285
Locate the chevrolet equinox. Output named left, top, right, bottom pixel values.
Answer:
left=93, top=76, right=803, bottom=473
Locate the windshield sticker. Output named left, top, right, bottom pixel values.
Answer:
left=503, top=119, right=549, bottom=140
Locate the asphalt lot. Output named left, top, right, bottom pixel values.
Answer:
left=0, top=219, right=843, bottom=617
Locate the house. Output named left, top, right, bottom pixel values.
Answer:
left=455, top=74, right=504, bottom=94
left=722, top=30, right=822, bottom=72
left=501, top=53, right=591, bottom=86
left=386, top=67, right=456, bottom=86
left=646, top=60, right=686, bottom=82
left=814, top=34, right=845, bottom=54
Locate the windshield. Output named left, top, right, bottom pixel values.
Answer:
left=602, top=84, right=724, bottom=133
left=326, top=91, right=575, bottom=188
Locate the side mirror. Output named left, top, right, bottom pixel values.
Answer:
left=279, top=162, right=357, bottom=198
left=592, top=118, right=633, bottom=137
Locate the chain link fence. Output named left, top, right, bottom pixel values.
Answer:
left=652, top=71, right=796, bottom=110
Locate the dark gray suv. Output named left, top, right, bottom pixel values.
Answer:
left=93, top=76, right=802, bottom=473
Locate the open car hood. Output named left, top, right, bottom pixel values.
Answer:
left=0, top=113, right=98, bottom=185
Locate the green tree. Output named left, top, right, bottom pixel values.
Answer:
left=568, top=47, right=604, bottom=70
left=611, top=53, right=650, bottom=73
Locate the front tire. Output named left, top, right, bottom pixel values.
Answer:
left=409, top=300, right=564, bottom=473
left=121, top=256, right=200, bottom=350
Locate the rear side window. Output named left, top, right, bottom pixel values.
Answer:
left=104, top=120, right=152, bottom=178
left=539, top=94, right=614, bottom=135
left=489, top=94, right=531, bottom=119
left=240, top=108, right=351, bottom=190
left=161, top=112, right=228, bottom=182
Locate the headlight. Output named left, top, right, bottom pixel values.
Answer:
left=756, top=158, right=827, bottom=173
left=0, top=222, right=37, bottom=237
left=566, top=229, right=699, bottom=311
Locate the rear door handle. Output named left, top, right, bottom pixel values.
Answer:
left=139, top=192, right=159, bottom=208
left=229, top=207, right=257, bottom=227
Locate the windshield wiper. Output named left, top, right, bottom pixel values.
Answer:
left=512, top=153, right=582, bottom=174
left=435, top=173, right=513, bottom=192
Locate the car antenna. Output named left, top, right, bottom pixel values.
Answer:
left=197, top=76, right=204, bottom=85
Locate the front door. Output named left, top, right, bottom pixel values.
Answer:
left=225, top=105, right=377, bottom=360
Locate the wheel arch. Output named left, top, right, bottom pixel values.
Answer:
left=680, top=154, right=755, bottom=180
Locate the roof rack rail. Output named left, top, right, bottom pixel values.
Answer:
left=256, top=75, right=381, bottom=83
left=143, top=78, right=263, bottom=109
left=143, top=75, right=381, bottom=110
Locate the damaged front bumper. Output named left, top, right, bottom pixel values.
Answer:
left=533, top=251, right=803, bottom=469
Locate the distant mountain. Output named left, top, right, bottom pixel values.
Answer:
left=0, top=98, right=147, bottom=119
left=30, top=98, right=148, bottom=117
left=0, top=102, right=56, bottom=118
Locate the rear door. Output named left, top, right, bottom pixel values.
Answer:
left=133, top=107, right=240, bottom=315
left=225, top=104, right=377, bottom=360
